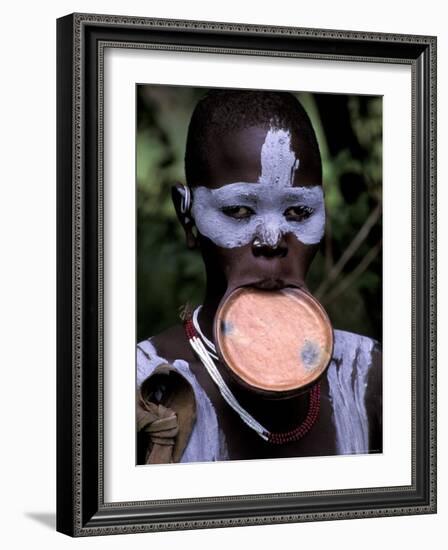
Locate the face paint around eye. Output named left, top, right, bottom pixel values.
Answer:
left=191, top=183, right=325, bottom=249
left=189, top=125, right=324, bottom=248
left=284, top=205, right=314, bottom=222
left=221, top=205, right=255, bottom=220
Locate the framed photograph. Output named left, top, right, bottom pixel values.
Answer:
left=56, top=13, right=437, bottom=536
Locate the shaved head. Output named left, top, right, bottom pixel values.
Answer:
left=185, top=89, right=322, bottom=188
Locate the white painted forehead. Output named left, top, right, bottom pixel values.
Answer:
left=258, top=127, right=300, bottom=188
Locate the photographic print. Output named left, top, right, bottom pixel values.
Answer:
left=57, top=13, right=435, bottom=535
left=136, top=86, right=383, bottom=465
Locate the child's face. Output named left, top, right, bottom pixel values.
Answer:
left=185, top=124, right=324, bottom=295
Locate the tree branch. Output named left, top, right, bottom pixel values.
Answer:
left=323, top=240, right=382, bottom=305
left=315, top=202, right=381, bottom=299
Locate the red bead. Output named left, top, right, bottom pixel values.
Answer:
left=268, top=382, right=321, bottom=444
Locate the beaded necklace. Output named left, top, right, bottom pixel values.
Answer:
left=184, top=306, right=320, bottom=445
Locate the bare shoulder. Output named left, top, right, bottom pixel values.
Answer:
left=143, top=323, right=195, bottom=364
left=330, top=329, right=382, bottom=452
left=331, top=329, right=382, bottom=390
left=136, top=322, right=197, bottom=389
left=333, top=329, right=381, bottom=359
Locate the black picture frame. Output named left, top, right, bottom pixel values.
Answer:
left=56, top=13, right=437, bottom=537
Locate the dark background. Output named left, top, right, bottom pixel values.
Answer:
left=136, top=85, right=382, bottom=343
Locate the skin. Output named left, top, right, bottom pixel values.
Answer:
left=149, top=124, right=381, bottom=460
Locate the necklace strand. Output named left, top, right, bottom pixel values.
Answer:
left=184, top=306, right=321, bottom=444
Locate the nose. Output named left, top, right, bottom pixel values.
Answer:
left=255, top=218, right=284, bottom=248
left=252, top=236, right=288, bottom=258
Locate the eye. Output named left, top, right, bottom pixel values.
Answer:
left=221, top=205, right=255, bottom=220
left=284, top=205, right=314, bottom=222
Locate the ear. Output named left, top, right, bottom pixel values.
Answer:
left=171, top=183, right=198, bottom=249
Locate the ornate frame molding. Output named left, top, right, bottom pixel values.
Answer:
left=57, top=13, right=436, bottom=536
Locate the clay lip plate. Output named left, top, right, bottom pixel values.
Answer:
left=214, top=287, right=334, bottom=393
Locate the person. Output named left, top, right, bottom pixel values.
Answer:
left=136, top=90, right=382, bottom=465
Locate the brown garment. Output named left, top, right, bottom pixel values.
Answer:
left=137, top=363, right=197, bottom=464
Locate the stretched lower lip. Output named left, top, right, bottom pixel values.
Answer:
left=251, top=279, right=287, bottom=290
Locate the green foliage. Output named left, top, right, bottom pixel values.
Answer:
left=136, top=86, right=382, bottom=342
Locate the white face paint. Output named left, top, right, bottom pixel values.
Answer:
left=190, top=127, right=325, bottom=248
